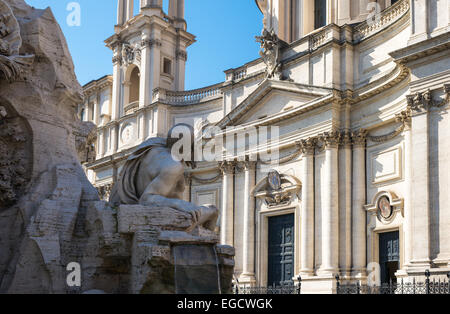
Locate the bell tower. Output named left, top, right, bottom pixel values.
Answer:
left=107, top=0, right=195, bottom=121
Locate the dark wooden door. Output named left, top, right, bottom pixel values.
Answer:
left=268, top=214, right=295, bottom=286
left=379, top=231, right=400, bottom=284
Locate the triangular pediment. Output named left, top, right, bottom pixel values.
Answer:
left=217, top=79, right=333, bottom=128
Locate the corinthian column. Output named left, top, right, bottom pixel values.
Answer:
left=396, top=111, right=412, bottom=267
left=408, top=92, right=431, bottom=267
left=111, top=45, right=122, bottom=121
left=219, top=161, right=235, bottom=246
left=298, top=138, right=316, bottom=276
left=351, top=129, right=368, bottom=278
left=140, top=30, right=152, bottom=108
left=319, top=132, right=340, bottom=276
left=239, top=160, right=257, bottom=285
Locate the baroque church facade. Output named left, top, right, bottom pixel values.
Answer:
left=78, top=0, right=450, bottom=293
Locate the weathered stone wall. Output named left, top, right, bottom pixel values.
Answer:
left=0, top=0, right=101, bottom=293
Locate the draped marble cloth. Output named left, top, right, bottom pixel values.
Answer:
left=110, top=137, right=167, bottom=206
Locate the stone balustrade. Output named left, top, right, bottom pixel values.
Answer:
left=124, top=100, right=139, bottom=115
left=225, top=66, right=248, bottom=82
left=153, top=83, right=224, bottom=105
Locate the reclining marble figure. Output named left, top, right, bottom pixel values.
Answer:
left=110, top=124, right=219, bottom=231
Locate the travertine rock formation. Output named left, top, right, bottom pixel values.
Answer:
left=0, top=0, right=234, bottom=294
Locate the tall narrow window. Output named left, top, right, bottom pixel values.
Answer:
left=314, top=0, right=327, bottom=29
left=163, top=58, right=172, bottom=75
left=89, top=103, right=95, bottom=121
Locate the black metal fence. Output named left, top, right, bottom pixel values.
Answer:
left=233, top=271, right=450, bottom=294
left=336, top=270, right=450, bottom=295
left=233, top=277, right=302, bottom=294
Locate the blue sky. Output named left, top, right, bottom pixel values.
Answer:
left=25, top=0, right=263, bottom=89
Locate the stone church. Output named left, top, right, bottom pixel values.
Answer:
left=78, top=0, right=450, bottom=293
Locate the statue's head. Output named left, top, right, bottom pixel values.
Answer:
left=167, top=123, right=197, bottom=169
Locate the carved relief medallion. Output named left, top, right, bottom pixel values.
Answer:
left=268, top=170, right=281, bottom=191
left=120, top=123, right=133, bottom=144
left=378, top=196, right=393, bottom=220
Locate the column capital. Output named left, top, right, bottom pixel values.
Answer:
left=339, top=131, right=352, bottom=148
left=112, top=55, right=122, bottom=66
left=141, top=38, right=162, bottom=48
left=405, top=86, right=450, bottom=115
left=319, top=131, right=341, bottom=149
left=351, top=129, right=368, bottom=147
left=176, top=50, right=187, bottom=61
left=297, top=137, right=317, bottom=156
left=407, top=91, right=432, bottom=114
left=219, top=161, right=236, bottom=175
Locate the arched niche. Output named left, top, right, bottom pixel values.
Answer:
left=123, top=64, right=140, bottom=115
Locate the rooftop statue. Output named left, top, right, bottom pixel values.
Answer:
left=110, top=123, right=219, bottom=232
left=256, top=28, right=283, bottom=80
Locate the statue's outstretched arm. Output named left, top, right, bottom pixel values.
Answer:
left=139, top=172, right=218, bottom=230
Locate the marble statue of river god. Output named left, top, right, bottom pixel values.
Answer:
left=110, top=124, right=219, bottom=232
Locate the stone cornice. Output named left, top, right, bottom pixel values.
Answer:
left=350, top=64, right=410, bottom=105
left=216, top=79, right=334, bottom=129
left=83, top=75, right=113, bottom=96
left=390, top=32, right=450, bottom=66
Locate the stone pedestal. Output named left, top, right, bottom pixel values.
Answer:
left=117, top=205, right=235, bottom=294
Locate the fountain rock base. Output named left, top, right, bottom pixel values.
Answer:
left=87, top=203, right=235, bottom=294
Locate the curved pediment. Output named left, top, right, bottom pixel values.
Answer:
left=217, top=79, right=333, bottom=129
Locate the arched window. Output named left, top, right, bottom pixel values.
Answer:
left=129, top=66, right=140, bottom=104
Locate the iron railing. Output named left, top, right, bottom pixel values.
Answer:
left=232, top=271, right=450, bottom=294
left=336, top=270, right=450, bottom=295
left=233, top=277, right=302, bottom=295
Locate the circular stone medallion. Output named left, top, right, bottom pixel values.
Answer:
left=378, top=196, right=393, bottom=219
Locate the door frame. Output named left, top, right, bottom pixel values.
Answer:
left=369, top=226, right=404, bottom=285
left=256, top=205, right=299, bottom=287
left=378, top=230, right=401, bottom=284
